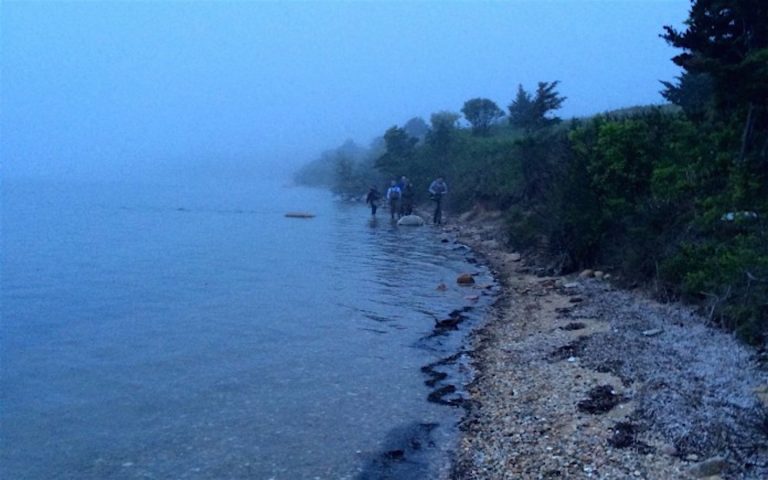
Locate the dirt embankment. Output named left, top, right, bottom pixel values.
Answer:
left=444, top=209, right=768, bottom=480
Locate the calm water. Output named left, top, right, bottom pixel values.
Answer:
left=1, top=178, right=494, bottom=479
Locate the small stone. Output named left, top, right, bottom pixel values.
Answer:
left=436, top=283, right=448, bottom=291
left=457, top=273, right=475, bottom=285
left=660, top=444, right=677, bottom=456
left=593, top=270, right=605, bottom=279
left=642, top=328, right=664, bottom=337
left=579, top=269, right=594, bottom=278
left=563, top=282, right=580, bottom=289
left=508, top=253, right=522, bottom=262
left=686, top=454, right=700, bottom=461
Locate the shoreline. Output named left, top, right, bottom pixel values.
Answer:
left=440, top=209, right=768, bottom=480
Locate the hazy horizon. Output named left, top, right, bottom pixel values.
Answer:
left=2, top=1, right=689, bottom=182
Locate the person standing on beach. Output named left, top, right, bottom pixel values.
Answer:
left=428, top=176, right=448, bottom=225
left=386, top=180, right=402, bottom=220
left=365, top=185, right=381, bottom=216
left=400, top=179, right=415, bottom=216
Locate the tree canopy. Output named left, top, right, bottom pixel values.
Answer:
left=461, top=97, right=504, bottom=135
left=508, top=81, right=566, bottom=132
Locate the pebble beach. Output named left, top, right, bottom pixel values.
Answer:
left=442, top=210, right=768, bottom=480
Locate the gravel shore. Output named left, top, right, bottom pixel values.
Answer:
left=443, top=212, right=768, bottom=480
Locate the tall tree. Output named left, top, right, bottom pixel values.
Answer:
left=427, top=111, right=461, bottom=155
left=375, top=126, right=418, bottom=176
left=403, top=117, right=429, bottom=141
left=662, top=0, right=768, bottom=162
left=507, top=85, right=536, bottom=130
left=508, top=81, right=566, bottom=132
left=461, top=98, right=504, bottom=135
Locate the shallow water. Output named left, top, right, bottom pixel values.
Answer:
left=1, top=178, right=494, bottom=479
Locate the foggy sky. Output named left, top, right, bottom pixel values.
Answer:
left=1, top=1, right=689, bottom=182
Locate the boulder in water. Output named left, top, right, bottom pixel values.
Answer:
left=457, top=273, right=475, bottom=285
left=397, top=214, right=425, bottom=226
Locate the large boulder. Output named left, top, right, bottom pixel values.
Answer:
left=397, top=214, right=425, bottom=226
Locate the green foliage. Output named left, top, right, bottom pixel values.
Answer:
left=662, top=0, right=767, bottom=165
left=427, top=111, right=461, bottom=156
left=461, top=98, right=504, bottom=135
left=375, top=126, right=418, bottom=179
left=294, top=3, right=767, bottom=342
left=508, top=81, right=566, bottom=132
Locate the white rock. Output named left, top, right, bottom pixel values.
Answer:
left=397, top=214, right=425, bottom=226
left=642, top=328, right=664, bottom=337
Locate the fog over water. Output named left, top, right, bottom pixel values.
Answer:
left=2, top=1, right=688, bottom=182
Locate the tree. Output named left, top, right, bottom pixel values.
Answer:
left=403, top=117, right=429, bottom=141
left=660, top=72, right=715, bottom=122
left=375, top=125, right=418, bottom=176
left=427, top=111, right=461, bottom=155
left=508, top=81, right=566, bottom=132
left=461, top=98, right=504, bottom=135
left=661, top=0, right=768, bottom=163
left=507, top=85, right=536, bottom=131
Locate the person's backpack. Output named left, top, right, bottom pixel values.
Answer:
left=389, top=188, right=401, bottom=200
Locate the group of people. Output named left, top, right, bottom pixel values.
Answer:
left=365, top=175, right=448, bottom=225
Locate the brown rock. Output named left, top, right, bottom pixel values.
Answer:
left=457, top=273, right=475, bottom=285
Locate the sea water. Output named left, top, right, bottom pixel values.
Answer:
left=0, top=177, right=494, bottom=479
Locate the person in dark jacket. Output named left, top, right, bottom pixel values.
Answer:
left=365, top=185, right=381, bottom=216
left=400, top=180, right=415, bottom=216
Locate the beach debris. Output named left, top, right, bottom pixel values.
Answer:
left=384, top=449, right=405, bottom=460
left=577, top=385, right=623, bottom=414
left=560, top=322, right=586, bottom=331
left=284, top=211, right=315, bottom=218
left=607, top=422, right=652, bottom=453
left=457, top=273, right=475, bottom=285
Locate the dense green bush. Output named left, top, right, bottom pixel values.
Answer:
left=295, top=0, right=767, bottom=343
